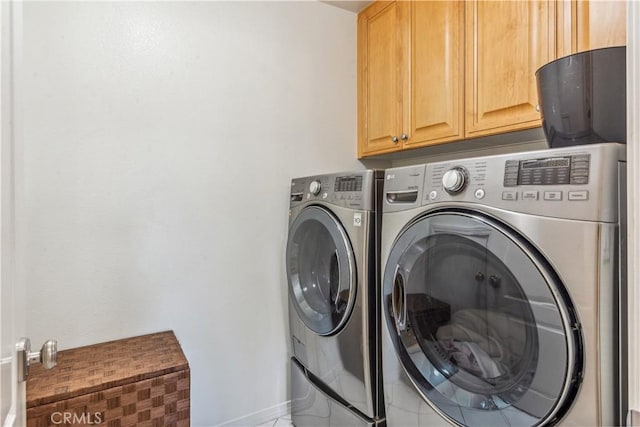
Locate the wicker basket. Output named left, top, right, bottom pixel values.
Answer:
left=26, top=331, right=190, bottom=427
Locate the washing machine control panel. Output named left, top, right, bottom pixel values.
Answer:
left=385, top=143, right=624, bottom=222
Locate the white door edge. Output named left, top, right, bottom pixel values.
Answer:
left=627, top=0, right=640, bottom=421
left=0, top=1, right=24, bottom=426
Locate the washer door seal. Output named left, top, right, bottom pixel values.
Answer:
left=383, top=209, right=583, bottom=426
left=287, top=206, right=357, bottom=336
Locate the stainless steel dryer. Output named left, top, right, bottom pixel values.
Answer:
left=287, top=171, right=384, bottom=426
left=380, top=143, right=626, bottom=426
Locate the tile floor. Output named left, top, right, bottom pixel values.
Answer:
left=256, top=413, right=293, bottom=427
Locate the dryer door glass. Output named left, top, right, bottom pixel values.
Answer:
left=287, top=206, right=356, bottom=336
left=383, top=210, right=582, bottom=426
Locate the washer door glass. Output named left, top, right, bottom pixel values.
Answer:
left=383, top=210, right=582, bottom=426
left=287, top=206, right=356, bottom=336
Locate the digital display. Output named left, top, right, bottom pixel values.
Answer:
left=521, top=158, right=571, bottom=169
left=504, top=154, right=590, bottom=187
left=335, top=175, right=363, bottom=192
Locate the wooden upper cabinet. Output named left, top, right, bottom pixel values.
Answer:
left=358, top=1, right=402, bottom=157
left=357, top=0, right=624, bottom=157
left=404, top=1, right=465, bottom=148
left=358, top=1, right=464, bottom=157
left=557, top=1, right=626, bottom=57
left=575, top=1, right=626, bottom=52
left=574, top=0, right=627, bottom=52
left=465, top=0, right=556, bottom=138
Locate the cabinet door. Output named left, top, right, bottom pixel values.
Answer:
left=358, top=1, right=403, bottom=157
left=575, top=0, right=626, bottom=51
left=465, top=0, right=555, bottom=138
left=403, top=1, right=464, bottom=148
left=557, top=0, right=626, bottom=56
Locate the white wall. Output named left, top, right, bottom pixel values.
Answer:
left=19, top=2, right=361, bottom=425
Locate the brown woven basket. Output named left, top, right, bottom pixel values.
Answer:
left=26, top=331, right=190, bottom=427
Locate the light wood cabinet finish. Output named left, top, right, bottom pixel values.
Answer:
left=357, top=0, right=625, bottom=158
left=404, top=1, right=465, bottom=149
left=358, top=1, right=402, bottom=157
left=358, top=1, right=464, bottom=157
left=465, top=0, right=555, bottom=138
left=576, top=0, right=626, bottom=51
left=557, top=0, right=626, bottom=56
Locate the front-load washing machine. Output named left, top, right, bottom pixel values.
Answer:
left=380, top=143, right=626, bottom=426
left=287, top=170, right=385, bottom=426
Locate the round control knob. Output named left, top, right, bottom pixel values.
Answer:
left=442, top=167, right=468, bottom=194
left=309, top=180, right=322, bottom=195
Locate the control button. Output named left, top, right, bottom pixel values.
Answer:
left=570, top=169, right=589, bottom=177
left=572, top=161, right=590, bottom=169
left=522, top=191, right=539, bottom=201
left=544, top=191, right=563, bottom=201
left=572, top=154, right=590, bottom=161
left=504, top=160, right=519, bottom=173
left=322, top=192, right=328, bottom=199
left=309, top=180, right=322, bottom=196
left=568, top=190, right=589, bottom=201
left=474, top=189, right=486, bottom=200
left=502, top=191, right=518, bottom=201
left=429, top=190, right=438, bottom=200
left=571, top=176, right=589, bottom=184
left=355, top=193, right=362, bottom=200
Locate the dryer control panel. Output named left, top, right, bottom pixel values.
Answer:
left=290, top=170, right=382, bottom=212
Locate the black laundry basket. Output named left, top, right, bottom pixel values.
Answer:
left=535, top=46, right=626, bottom=147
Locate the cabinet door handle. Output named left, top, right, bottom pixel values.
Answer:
left=391, top=136, right=399, bottom=143
left=401, top=133, right=408, bottom=141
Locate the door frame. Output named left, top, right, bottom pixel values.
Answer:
left=0, top=0, right=24, bottom=425
left=627, top=1, right=640, bottom=421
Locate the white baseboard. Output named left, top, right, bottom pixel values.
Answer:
left=213, top=401, right=291, bottom=427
